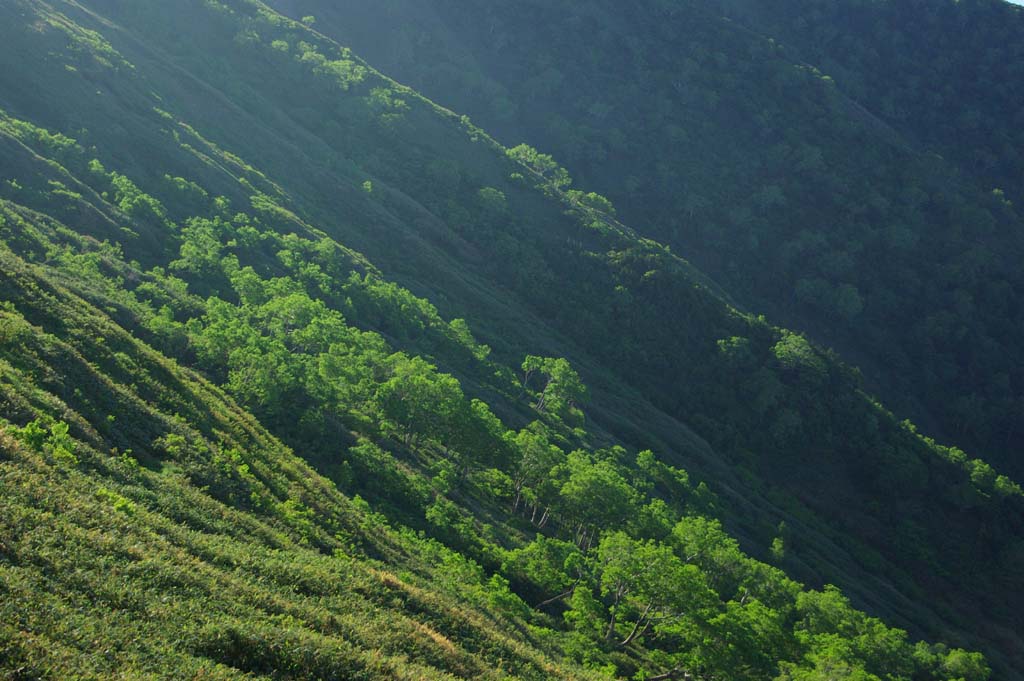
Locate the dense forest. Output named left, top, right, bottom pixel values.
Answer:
left=0, top=1, right=1021, bottom=679
left=289, top=0, right=1024, bottom=480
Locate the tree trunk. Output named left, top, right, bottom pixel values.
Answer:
left=605, top=589, right=625, bottom=642
left=535, top=578, right=580, bottom=608
left=605, top=609, right=618, bottom=642
left=620, top=601, right=654, bottom=646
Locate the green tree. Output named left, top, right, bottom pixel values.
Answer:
left=375, top=355, right=463, bottom=447
left=507, top=144, right=572, bottom=190
left=510, top=425, right=564, bottom=512
left=556, top=452, right=639, bottom=547
left=520, top=355, right=588, bottom=415
left=594, top=532, right=714, bottom=647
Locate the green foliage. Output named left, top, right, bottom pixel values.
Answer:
left=171, top=217, right=228, bottom=275
left=521, top=355, right=588, bottom=418
left=0, top=2, right=1017, bottom=678
left=109, top=170, right=171, bottom=227
left=329, top=0, right=1024, bottom=489
left=13, top=419, right=78, bottom=465
left=508, top=144, right=573, bottom=190
left=45, top=421, right=78, bottom=465
left=556, top=451, right=640, bottom=544
left=95, top=486, right=137, bottom=515
left=593, top=531, right=714, bottom=647
left=12, top=419, right=47, bottom=452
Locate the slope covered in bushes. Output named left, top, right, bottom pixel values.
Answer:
left=0, top=0, right=1021, bottom=678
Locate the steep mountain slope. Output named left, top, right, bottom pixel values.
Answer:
left=721, top=0, right=1024, bottom=207
left=281, top=0, right=1024, bottom=480
left=0, top=201, right=623, bottom=680
left=0, top=0, right=1021, bottom=678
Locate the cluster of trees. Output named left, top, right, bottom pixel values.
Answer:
left=161, top=210, right=1001, bottom=679
left=0, top=1, right=1020, bottom=675
left=501, top=461, right=991, bottom=681
left=0, top=271, right=590, bottom=680
left=7, top=167, right=995, bottom=678
left=308, top=0, right=1024, bottom=480
left=722, top=0, right=1024, bottom=207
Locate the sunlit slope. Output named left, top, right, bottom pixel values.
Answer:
left=0, top=0, right=1021, bottom=677
left=0, top=143, right=996, bottom=679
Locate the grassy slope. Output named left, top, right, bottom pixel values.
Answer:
left=0, top=0, right=1021, bottom=677
left=0, top=187, right=606, bottom=675
left=0, top=238, right=599, bottom=681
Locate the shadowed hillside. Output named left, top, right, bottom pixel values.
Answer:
left=281, top=0, right=1024, bottom=482
left=1, top=0, right=1022, bottom=678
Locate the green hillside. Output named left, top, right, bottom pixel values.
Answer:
left=285, top=0, right=1024, bottom=481
left=0, top=0, right=1021, bottom=679
left=722, top=0, right=1024, bottom=205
